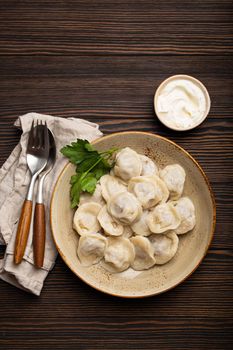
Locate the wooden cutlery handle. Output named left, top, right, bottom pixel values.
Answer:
left=33, top=203, right=46, bottom=268
left=14, top=200, right=33, bottom=264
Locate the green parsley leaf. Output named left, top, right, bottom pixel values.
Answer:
left=84, top=143, right=96, bottom=152
left=92, top=165, right=108, bottom=180
left=70, top=174, right=82, bottom=208
left=61, top=139, right=118, bottom=208
left=76, top=155, right=101, bottom=174
left=80, top=173, right=98, bottom=194
left=60, top=139, right=99, bottom=165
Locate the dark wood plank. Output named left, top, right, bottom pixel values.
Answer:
left=0, top=251, right=233, bottom=350
left=0, top=0, right=232, bottom=55
left=0, top=55, right=232, bottom=118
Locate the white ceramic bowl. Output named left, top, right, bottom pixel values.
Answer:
left=51, top=132, right=216, bottom=298
left=154, top=75, right=211, bottom=131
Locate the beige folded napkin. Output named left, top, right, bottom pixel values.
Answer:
left=0, top=112, right=102, bottom=295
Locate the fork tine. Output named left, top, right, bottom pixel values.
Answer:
left=38, top=120, right=45, bottom=147
left=38, top=120, right=44, bottom=148
left=43, top=121, right=49, bottom=151
left=38, top=121, right=44, bottom=148
left=27, top=120, right=35, bottom=151
left=34, top=120, right=40, bottom=148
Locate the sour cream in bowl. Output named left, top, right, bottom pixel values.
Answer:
left=154, top=75, right=211, bottom=131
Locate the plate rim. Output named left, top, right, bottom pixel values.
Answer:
left=50, top=131, right=216, bottom=298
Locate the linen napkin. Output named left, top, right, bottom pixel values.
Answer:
left=0, top=112, right=102, bottom=295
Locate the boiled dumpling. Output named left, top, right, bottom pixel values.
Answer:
left=114, top=147, right=142, bottom=181
left=100, top=174, right=127, bottom=202
left=131, top=211, right=152, bottom=237
left=79, top=184, right=105, bottom=206
left=128, top=175, right=169, bottom=209
left=149, top=232, right=179, bottom=264
left=77, top=233, right=107, bottom=266
left=130, top=236, right=156, bottom=270
left=97, top=205, right=124, bottom=236
left=147, top=202, right=181, bottom=234
left=73, top=144, right=196, bottom=273
left=139, top=155, right=158, bottom=176
left=171, top=197, right=196, bottom=234
left=159, top=164, right=186, bottom=199
left=121, top=225, right=134, bottom=238
left=107, top=191, right=142, bottom=225
left=102, top=237, right=135, bottom=273
left=73, top=202, right=102, bottom=236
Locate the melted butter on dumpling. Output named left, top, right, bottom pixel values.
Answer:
left=159, top=164, right=186, bottom=199
left=171, top=197, right=196, bottom=235
left=77, top=233, right=107, bottom=266
left=100, top=174, right=127, bottom=202
left=102, top=237, right=135, bottom=273
left=130, top=236, right=156, bottom=270
left=73, top=202, right=102, bottom=236
left=128, top=175, right=169, bottom=209
left=114, top=147, right=142, bottom=181
left=107, top=191, right=142, bottom=225
left=139, top=155, right=159, bottom=176
left=149, top=232, right=179, bottom=265
left=97, top=205, right=124, bottom=236
left=147, top=202, right=181, bottom=234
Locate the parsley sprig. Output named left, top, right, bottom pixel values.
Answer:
left=61, top=139, right=117, bottom=208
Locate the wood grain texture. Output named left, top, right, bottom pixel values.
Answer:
left=0, top=1, right=233, bottom=349
left=14, top=200, right=33, bottom=264
left=0, top=0, right=232, bottom=55
left=33, top=203, right=46, bottom=268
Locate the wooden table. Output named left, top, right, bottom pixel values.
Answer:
left=0, top=1, right=232, bottom=349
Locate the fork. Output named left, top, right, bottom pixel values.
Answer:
left=33, top=128, right=56, bottom=268
left=14, top=120, right=49, bottom=265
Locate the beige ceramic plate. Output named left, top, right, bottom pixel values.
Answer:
left=51, top=132, right=216, bottom=298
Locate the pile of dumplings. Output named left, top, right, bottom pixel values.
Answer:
left=73, top=147, right=196, bottom=273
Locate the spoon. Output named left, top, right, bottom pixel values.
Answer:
left=33, top=128, right=56, bottom=268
